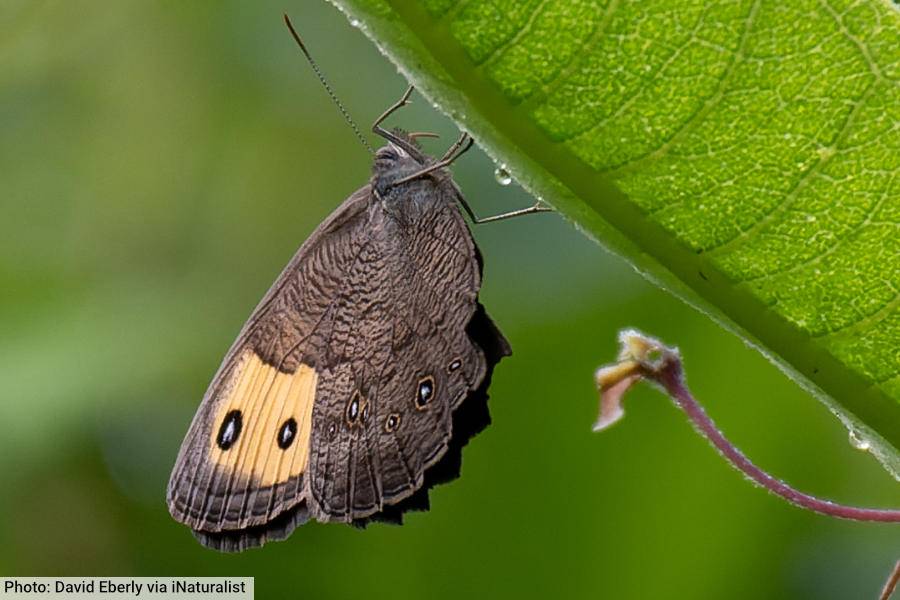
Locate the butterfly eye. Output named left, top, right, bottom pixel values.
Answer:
left=375, top=147, right=398, bottom=162
left=216, top=410, right=243, bottom=450
left=415, top=375, right=435, bottom=409
left=277, top=418, right=297, bottom=450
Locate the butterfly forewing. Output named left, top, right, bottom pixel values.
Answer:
left=167, top=187, right=372, bottom=532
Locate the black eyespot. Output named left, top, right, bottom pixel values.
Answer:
left=347, top=392, right=361, bottom=424
left=416, top=376, right=435, bottom=409
left=385, top=414, right=401, bottom=432
left=277, top=418, right=297, bottom=450
left=447, top=358, right=462, bottom=373
left=216, top=410, right=243, bottom=450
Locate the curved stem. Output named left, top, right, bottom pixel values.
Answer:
left=656, top=363, right=900, bottom=522
left=881, top=560, right=900, bottom=600
left=594, top=330, right=900, bottom=523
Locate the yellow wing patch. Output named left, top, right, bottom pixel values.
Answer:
left=209, top=350, right=318, bottom=487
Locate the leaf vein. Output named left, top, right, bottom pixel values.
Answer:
left=517, top=0, right=622, bottom=110
left=562, top=9, right=723, bottom=146
left=811, top=289, right=900, bottom=342
left=598, top=0, right=760, bottom=176
left=736, top=172, right=896, bottom=284
left=702, top=78, right=877, bottom=256
left=476, top=0, right=550, bottom=68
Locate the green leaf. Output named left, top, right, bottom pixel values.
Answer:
left=330, top=0, right=900, bottom=477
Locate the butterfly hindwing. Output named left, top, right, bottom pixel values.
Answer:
left=305, top=179, right=493, bottom=522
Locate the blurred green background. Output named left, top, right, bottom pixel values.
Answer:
left=1, top=1, right=897, bottom=598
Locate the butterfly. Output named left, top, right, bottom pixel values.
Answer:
left=166, top=17, right=550, bottom=551
left=167, top=85, right=545, bottom=550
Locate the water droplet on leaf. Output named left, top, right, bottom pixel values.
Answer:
left=848, top=429, right=871, bottom=452
left=494, top=165, right=512, bottom=186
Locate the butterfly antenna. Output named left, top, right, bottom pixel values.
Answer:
left=283, top=14, right=373, bottom=154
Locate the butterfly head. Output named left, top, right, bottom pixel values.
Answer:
left=372, top=130, right=434, bottom=192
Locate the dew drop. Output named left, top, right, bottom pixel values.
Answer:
left=494, top=165, right=512, bottom=186
left=848, top=429, right=871, bottom=452
left=349, top=18, right=361, bottom=27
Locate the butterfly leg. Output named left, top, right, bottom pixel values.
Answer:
left=438, top=131, right=473, bottom=162
left=408, top=131, right=440, bottom=142
left=440, top=134, right=553, bottom=223
left=392, top=133, right=553, bottom=222
left=373, top=85, right=414, bottom=130
left=391, top=134, right=474, bottom=187
left=455, top=196, right=554, bottom=224
left=372, top=86, right=419, bottom=153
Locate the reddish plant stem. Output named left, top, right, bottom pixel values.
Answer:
left=656, top=364, right=900, bottom=523
left=880, top=560, right=900, bottom=600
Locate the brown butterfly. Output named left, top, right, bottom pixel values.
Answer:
left=167, top=19, right=548, bottom=552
